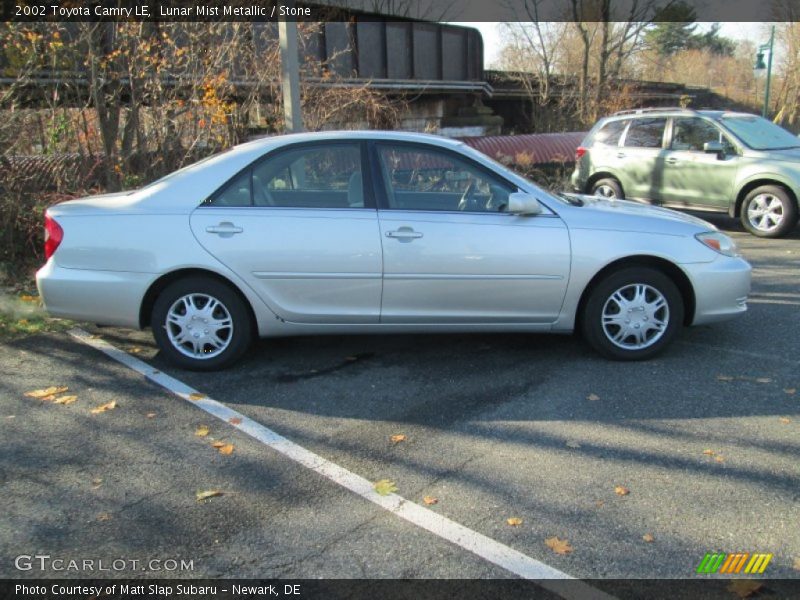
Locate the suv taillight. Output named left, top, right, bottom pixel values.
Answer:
left=575, top=146, right=587, bottom=160
left=44, top=211, right=63, bottom=260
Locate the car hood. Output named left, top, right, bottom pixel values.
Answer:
left=558, top=194, right=716, bottom=233
left=760, top=147, right=800, bottom=161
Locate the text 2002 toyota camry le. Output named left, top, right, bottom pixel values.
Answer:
left=37, top=131, right=751, bottom=370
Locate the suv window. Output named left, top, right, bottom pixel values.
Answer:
left=671, top=117, right=734, bottom=153
left=624, top=118, right=666, bottom=148
left=376, top=144, right=514, bottom=212
left=592, top=119, right=628, bottom=147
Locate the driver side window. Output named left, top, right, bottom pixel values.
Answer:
left=376, top=144, right=513, bottom=212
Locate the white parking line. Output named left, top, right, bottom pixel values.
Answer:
left=69, top=328, right=614, bottom=600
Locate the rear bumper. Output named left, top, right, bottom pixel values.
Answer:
left=36, top=260, right=152, bottom=329
left=682, top=255, right=751, bottom=325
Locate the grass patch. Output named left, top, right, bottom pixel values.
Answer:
left=0, top=291, right=74, bottom=340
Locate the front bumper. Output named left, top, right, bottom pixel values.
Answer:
left=36, top=260, right=152, bottom=329
left=682, top=255, right=751, bottom=325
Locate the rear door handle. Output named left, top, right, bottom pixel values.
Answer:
left=616, top=152, right=626, bottom=158
left=206, top=222, right=243, bottom=236
left=386, top=228, right=423, bottom=241
left=666, top=157, right=678, bottom=165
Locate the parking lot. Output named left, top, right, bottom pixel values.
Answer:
left=1, top=214, right=798, bottom=590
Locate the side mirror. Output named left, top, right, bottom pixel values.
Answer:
left=703, top=141, right=724, bottom=158
left=508, top=192, right=543, bottom=216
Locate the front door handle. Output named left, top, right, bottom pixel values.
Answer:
left=616, top=152, right=626, bottom=159
left=206, top=222, right=243, bottom=236
left=666, top=157, right=678, bottom=165
left=386, top=227, right=423, bottom=241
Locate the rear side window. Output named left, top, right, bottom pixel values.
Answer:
left=624, top=118, right=666, bottom=148
left=209, top=170, right=252, bottom=207
left=591, top=120, right=628, bottom=147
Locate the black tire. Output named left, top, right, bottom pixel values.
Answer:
left=151, top=276, right=253, bottom=371
left=740, top=185, right=797, bottom=238
left=581, top=267, right=683, bottom=361
left=590, top=177, right=624, bottom=199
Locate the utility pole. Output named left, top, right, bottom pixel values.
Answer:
left=754, top=26, right=775, bottom=119
left=279, top=2, right=303, bottom=133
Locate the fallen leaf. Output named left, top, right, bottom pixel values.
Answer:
left=211, top=441, right=225, bottom=448
left=586, top=393, right=600, bottom=401
left=228, top=417, right=242, bottom=425
left=716, top=375, right=734, bottom=382
left=20, top=294, right=38, bottom=302
left=17, top=319, right=29, bottom=325
left=91, top=478, right=103, bottom=489
left=642, top=533, right=655, bottom=543
left=784, top=388, right=796, bottom=395
left=390, top=434, right=407, bottom=444
left=779, top=417, right=791, bottom=424
left=189, top=392, right=206, bottom=401
left=755, top=377, right=772, bottom=384
left=792, top=557, right=800, bottom=571
left=5, top=415, right=15, bottom=420
left=507, top=517, right=523, bottom=526
left=703, top=449, right=716, bottom=456
left=727, top=580, right=763, bottom=599
left=715, top=455, right=725, bottom=463
left=595, top=500, right=604, bottom=508
left=97, top=513, right=112, bottom=522
left=195, top=425, right=210, bottom=437
left=373, top=479, right=397, bottom=496
left=146, top=412, right=157, bottom=418
left=615, top=486, right=630, bottom=496
left=25, top=386, right=68, bottom=399
left=53, top=395, right=77, bottom=405
left=423, top=496, right=438, bottom=505
left=196, top=490, right=224, bottom=501
left=218, top=444, right=234, bottom=455
left=566, top=440, right=581, bottom=449
left=87, top=334, right=102, bottom=340
left=545, top=536, right=573, bottom=555
left=129, top=347, right=142, bottom=354
left=90, top=401, right=117, bottom=414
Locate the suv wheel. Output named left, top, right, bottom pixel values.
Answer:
left=740, top=185, right=797, bottom=238
left=590, top=178, right=624, bottom=199
left=581, top=267, right=683, bottom=361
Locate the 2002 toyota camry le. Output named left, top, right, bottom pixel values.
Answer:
left=37, top=131, right=751, bottom=370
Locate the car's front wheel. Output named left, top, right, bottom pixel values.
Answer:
left=740, top=185, right=797, bottom=238
left=581, top=267, right=683, bottom=361
left=151, top=276, right=253, bottom=370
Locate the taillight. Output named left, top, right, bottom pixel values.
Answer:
left=575, top=146, right=587, bottom=160
left=44, top=211, right=63, bottom=260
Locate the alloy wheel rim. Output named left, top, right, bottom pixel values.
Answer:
left=594, top=184, right=617, bottom=198
left=165, top=293, right=233, bottom=359
left=601, top=283, right=669, bottom=350
left=747, top=194, right=784, bottom=232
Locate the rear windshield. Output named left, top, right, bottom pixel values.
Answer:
left=720, top=116, right=800, bottom=150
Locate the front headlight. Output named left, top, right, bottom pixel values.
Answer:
left=695, top=232, right=740, bottom=257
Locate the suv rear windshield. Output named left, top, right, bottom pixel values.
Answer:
left=720, top=116, right=800, bottom=150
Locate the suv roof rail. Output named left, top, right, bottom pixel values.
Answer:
left=612, top=107, right=699, bottom=116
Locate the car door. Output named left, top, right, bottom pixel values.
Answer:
left=660, top=116, right=738, bottom=209
left=617, top=117, right=668, bottom=201
left=372, top=141, right=571, bottom=324
left=190, top=141, right=383, bottom=324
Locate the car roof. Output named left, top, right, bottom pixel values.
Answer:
left=602, top=108, right=757, bottom=122
left=242, top=130, right=467, bottom=150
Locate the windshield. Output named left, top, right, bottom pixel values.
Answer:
left=720, top=116, right=800, bottom=150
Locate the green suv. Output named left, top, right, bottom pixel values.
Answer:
left=570, top=108, right=800, bottom=237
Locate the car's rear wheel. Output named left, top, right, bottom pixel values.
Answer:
left=590, top=178, right=624, bottom=199
left=581, top=267, right=683, bottom=361
left=151, top=276, right=252, bottom=370
left=740, top=185, right=797, bottom=238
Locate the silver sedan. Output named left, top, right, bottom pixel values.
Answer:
left=37, top=131, right=751, bottom=370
